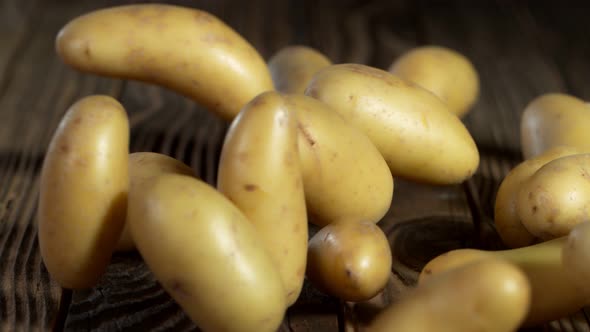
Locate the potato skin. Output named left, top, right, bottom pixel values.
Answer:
left=116, top=152, right=195, bottom=252
left=494, top=146, right=582, bottom=248
left=306, top=63, right=479, bottom=185
left=38, top=95, right=129, bottom=289
left=420, top=238, right=590, bottom=326
left=517, top=153, right=590, bottom=240
left=369, top=259, right=530, bottom=332
left=562, top=222, right=590, bottom=290
left=217, top=91, right=307, bottom=305
left=268, top=45, right=332, bottom=94
left=128, top=174, right=286, bottom=332
left=521, top=93, right=590, bottom=159
left=306, top=220, right=392, bottom=302
left=56, top=4, right=273, bottom=120
left=389, top=46, right=479, bottom=118
left=284, top=94, right=393, bottom=226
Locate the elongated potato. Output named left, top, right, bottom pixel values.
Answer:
left=128, top=174, right=286, bottom=332
left=306, top=64, right=479, bottom=185
left=116, top=152, right=195, bottom=252
left=268, top=45, right=332, bottom=94
left=494, top=146, right=582, bottom=248
left=517, top=153, right=590, bottom=240
left=56, top=4, right=274, bottom=120
left=420, top=238, right=590, bottom=326
left=38, top=95, right=129, bottom=289
left=563, top=222, right=590, bottom=288
left=217, top=91, right=307, bottom=305
left=284, top=94, right=393, bottom=226
left=389, top=45, right=479, bottom=118
left=306, top=220, right=392, bottom=302
left=369, top=259, right=530, bottom=332
left=521, top=93, right=590, bottom=159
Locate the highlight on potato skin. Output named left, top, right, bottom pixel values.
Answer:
left=56, top=4, right=274, bottom=120
left=268, top=45, right=332, bottom=94
left=38, top=95, right=129, bottom=289
left=389, top=45, right=480, bottom=118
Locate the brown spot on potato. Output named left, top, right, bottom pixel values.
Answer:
left=297, top=123, right=316, bottom=147
left=59, top=144, right=70, bottom=153
left=244, top=184, right=258, bottom=191
left=423, top=268, right=432, bottom=275
left=532, top=205, right=538, bottom=214
left=169, top=279, right=191, bottom=298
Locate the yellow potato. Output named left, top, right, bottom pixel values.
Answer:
left=562, top=222, right=590, bottom=289
left=521, top=93, right=590, bottom=159
left=368, top=259, right=530, bottom=332
left=284, top=94, right=393, bottom=226
left=217, top=91, right=307, bottom=305
left=128, top=174, right=286, bottom=332
left=268, top=45, right=332, bottom=94
left=56, top=4, right=274, bottom=120
left=494, top=146, right=582, bottom=248
left=116, top=152, right=195, bottom=252
left=517, top=153, right=590, bottom=240
left=420, top=238, right=590, bottom=326
left=306, top=64, right=479, bottom=185
left=38, top=95, right=129, bottom=289
left=306, top=220, right=392, bottom=302
left=389, top=45, right=479, bottom=118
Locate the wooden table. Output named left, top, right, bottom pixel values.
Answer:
left=1, top=0, right=589, bottom=330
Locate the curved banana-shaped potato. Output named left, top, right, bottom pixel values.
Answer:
left=38, top=95, right=129, bottom=289
left=116, top=152, right=195, bottom=252
left=389, top=45, right=479, bottom=118
left=217, top=91, right=307, bottom=305
left=306, top=220, right=392, bottom=302
left=128, top=174, right=286, bottom=332
left=56, top=4, right=274, bottom=120
left=419, top=238, right=590, bottom=326
left=563, top=222, right=590, bottom=289
left=369, top=259, right=530, bottom=332
left=306, top=64, right=479, bottom=185
left=284, top=94, right=393, bottom=226
left=494, top=146, right=582, bottom=248
left=521, top=93, right=590, bottom=159
left=268, top=45, right=332, bottom=94
left=517, top=153, right=590, bottom=240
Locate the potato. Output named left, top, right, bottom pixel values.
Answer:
left=116, top=152, right=195, bottom=252
left=517, top=153, right=590, bottom=240
left=420, top=238, right=590, bottom=326
left=217, top=91, right=307, bottom=305
left=521, top=93, right=590, bottom=159
left=268, top=45, right=332, bottom=94
left=128, top=174, right=286, bottom=332
left=562, top=222, right=590, bottom=289
left=306, top=64, right=479, bottom=185
left=56, top=4, right=274, bottom=120
left=494, top=146, right=582, bottom=248
left=389, top=46, right=479, bottom=118
left=306, top=220, right=392, bottom=301
left=38, top=95, right=129, bottom=289
left=284, top=94, right=393, bottom=226
left=368, top=259, right=530, bottom=332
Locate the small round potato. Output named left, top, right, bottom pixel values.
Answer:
left=268, top=45, right=332, bottom=94
left=521, top=93, right=590, bottom=159
left=284, top=94, right=393, bottom=227
left=369, top=259, right=530, bottom=332
left=517, top=153, right=590, bottom=240
left=562, top=222, right=590, bottom=290
left=494, top=146, right=582, bottom=248
left=38, top=95, right=129, bottom=289
left=217, top=91, right=307, bottom=305
left=56, top=4, right=274, bottom=120
left=306, top=64, right=479, bottom=185
left=116, top=152, right=195, bottom=252
left=128, top=174, right=286, bottom=332
left=420, top=238, right=590, bottom=326
left=389, top=45, right=479, bottom=117
left=306, top=220, right=392, bottom=302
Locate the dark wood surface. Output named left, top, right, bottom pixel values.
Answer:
left=1, top=0, right=589, bottom=331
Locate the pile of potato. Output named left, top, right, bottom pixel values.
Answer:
left=36, top=3, right=590, bottom=332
